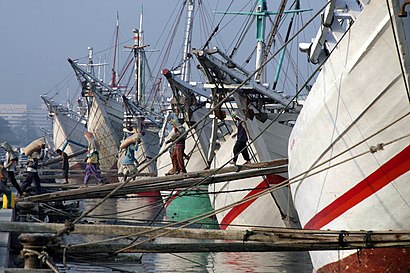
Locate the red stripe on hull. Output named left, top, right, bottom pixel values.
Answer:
left=136, top=191, right=162, bottom=198
left=165, top=191, right=180, bottom=209
left=305, top=145, right=410, bottom=230
left=220, top=174, right=286, bottom=230
left=317, top=248, right=410, bottom=273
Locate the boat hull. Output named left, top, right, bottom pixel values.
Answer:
left=210, top=115, right=299, bottom=230
left=86, top=93, right=123, bottom=172
left=47, top=102, right=87, bottom=184
left=289, top=2, right=410, bottom=271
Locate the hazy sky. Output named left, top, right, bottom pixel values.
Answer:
left=0, top=0, right=178, bottom=105
left=0, top=1, right=323, bottom=106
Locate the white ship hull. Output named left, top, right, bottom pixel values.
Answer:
left=86, top=93, right=123, bottom=171
left=135, top=126, right=160, bottom=176
left=88, top=93, right=160, bottom=179
left=52, top=112, right=87, bottom=169
left=210, top=115, right=298, bottom=229
left=42, top=96, right=87, bottom=183
left=288, top=1, right=410, bottom=272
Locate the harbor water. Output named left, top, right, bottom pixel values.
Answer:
left=56, top=192, right=313, bottom=273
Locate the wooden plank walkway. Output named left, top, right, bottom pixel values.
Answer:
left=20, top=159, right=288, bottom=202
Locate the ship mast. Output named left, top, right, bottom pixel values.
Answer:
left=181, top=0, right=195, bottom=82
left=87, top=47, right=94, bottom=74
left=137, top=10, right=145, bottom=107
left=129, top=9, right=146, bottom=106
left=214, top=1, right=307, bottom=85
left=254, top=0, right=267, bottom=82
left=111, top=12, right=120, bottom=88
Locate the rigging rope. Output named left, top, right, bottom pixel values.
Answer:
left=202, top=0, right=235, bottom=49
left=385, top=0, right=410, bottom=103
left=76, top=128, right=409, bottom=253
left=57, top=0, right=331, bottom=248
left=55, top=2, right=409, bottom=252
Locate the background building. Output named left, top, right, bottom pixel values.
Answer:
left=0, top=104, right=51, bottom=145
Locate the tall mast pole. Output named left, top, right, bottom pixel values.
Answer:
left=132, top=28, right=139, bottom=104
left=254, top=0, right=267, bottom=82
left=87, top=47, right=94, bottom=74
left=111, top=12, right=120, bottom=88
left=138, top=9, right=145, bottom=107
left=181, top=0, right=195, bottom=82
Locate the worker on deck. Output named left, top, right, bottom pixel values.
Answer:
left=21, top=144, right=45, bottom=195
left=55, top=149, right=69, bottom=184
left=230, top=112, right=251, bottom=165
left=0, top=162, right=13, bottom=208
left=165, top=120, right=187, bottom=175
left=118, top=130, right=142, bottom=181
left=1, top=142, right=23, bottom=196
left=83, top=131, right=103, bottom=187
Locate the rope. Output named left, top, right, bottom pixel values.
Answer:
left=54, top=1, right=330, bottom=241
left=57, top=1, right=330, bottom=248
left=23, top=248, right=60, bottom=273
left=170, top=253, right=206, bottom=266
left=385, top=0, right=410, bottom=103
left=201, top=0, right=228, bottom=49
left=136, top=1, right=330, bottom=177
left=66, top=125, right=410, bottom=251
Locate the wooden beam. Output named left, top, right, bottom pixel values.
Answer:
left=1, top=221, right=409, bottom=251
left=21, top=160, right=288, bottom=202
left=46, top=242, right=363, bottom=254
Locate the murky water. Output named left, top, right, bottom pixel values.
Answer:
left=56, top=194, right=313, bottom=273
left=138, top=249, right=313, bottom=273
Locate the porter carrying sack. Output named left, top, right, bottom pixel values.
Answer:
left=23, top=138, right=45, bottom=156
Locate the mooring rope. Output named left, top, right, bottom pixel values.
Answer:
left=23, top=248, right=60, bottom=273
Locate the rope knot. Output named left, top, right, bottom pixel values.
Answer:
left=64, top=221, right=75, bottom=232
left=57, top=220, right=75, bottom=237
left=369, top=143, right=384, bottom=153
left=38, top=251, right=49, bottom=263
